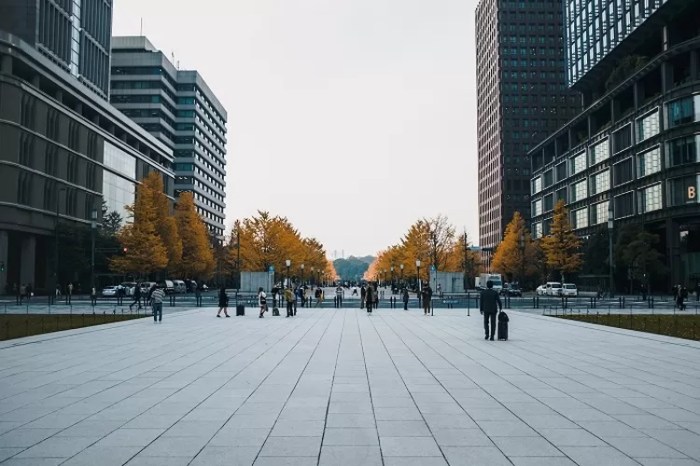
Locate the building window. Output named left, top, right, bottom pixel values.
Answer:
left=614, top=191, right=635, bottom=218
left=66, top=155, right=79, bottom=183
left=613, top=158, right=633, bottom=186
left=544, top=193, right=554, bottom=212
left=555, top=162, right=567, bottom=182
left=572, top=151, right=586, bottom=174
left=667, top=135, right=699, bottom=167
left=612, top=125, right=632, bottom=153
left=669, top=175, right=700, bottom=206
left=532, top=198, right=543, bottom=216
left=573, top=207, right=588, bottom=229
left=639, top=183, right=662, bottom=213
left=103, top=171, right=135, bottom=220
left=543, top=169, right=553, bottom=188
left=19, top=133, right=34, bottom=167
left=66, top=189, right=78, bottom=216
left=68, top=122, right=81, bottom=152
left=103, top=142, right=137, bottom=179
left=43, top=180, right=56, bottom=211
left=532, top=176, right=542, bottom=194
left=668, top=95, right=700, bottom=128
left=593, top=202, right=607, bottom=225
left=637, top=147, right=661, bottom=177
left=636, top=110, right=659, bottom=142
left=572, top=179, right=588, bottom=202
left=533, top=222, right=543, bottom=239
left=591, top=169, right=610, bottom=195
left=590, top=139, right=609, bottom=165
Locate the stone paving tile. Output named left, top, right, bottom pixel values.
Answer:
left=1, top=308, right=700, bottom=465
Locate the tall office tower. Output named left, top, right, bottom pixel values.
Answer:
left=110, top=37, right=227, bottom=238
left=529, top=0, right=700, bottom=289
left=475, top=0, right=580, bottom=251
left=0, top=0, right=113, bottom=97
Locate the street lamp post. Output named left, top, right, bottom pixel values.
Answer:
left=235, top=226, right=241, bottom=305
left=416, top=259, right=421, bottom=292
left=300, top=264, right=304, bottom=286
left=390, top=266, right=394, bottom=292
left=91, top=209, right=98, bottom=298
left=400, top=263, right=404, bottom=288
left=608, top=203, right=615, bottom=298
left=53, top=186, right=66, bottom=304
left=285, top=259, right=291, bottom=288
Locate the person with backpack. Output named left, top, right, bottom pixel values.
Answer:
left=217, top=286, right=230, bottom=317
left=422, top=283, right=433, bottom=316
left=480, top=280, right=502, bottom=340
left=258, top=287, right=267, bottom=318
left=314, top=287, right=322, bottom=307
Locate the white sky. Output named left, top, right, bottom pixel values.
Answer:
left=112, top=0, right=480, bottom=258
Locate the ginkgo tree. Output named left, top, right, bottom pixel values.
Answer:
left=491, top=212, right=540, bottom=285
left=225, top=210, right=335, bottom=286
left=541, top=200, right=583, bottom=282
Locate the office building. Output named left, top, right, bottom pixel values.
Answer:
left=110, top=37, right=227, bottom=238
left=0, top=0, right=113, bottom=98
left=529, top=0, right=700, bottom=288
left=475, top=0, right=580, bottom=251
left=0, top=31, right=174, bottom=293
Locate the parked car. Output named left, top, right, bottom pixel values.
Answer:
left=504, top=284, right=522, bottom=297
left=172, top=280, right=186, bottom=293
left=562, top=283, right=578, bottom=297
left=121, top=282, right=137, bottom=296
left=158, top=280, right=175, bottom=295
left=536, top=284, right=547, bottom=295
left=101, top=286, right=119, bottom=297
left=139, top=282, right=157, bottom=295
left=545, top=282, right=563, bottom=296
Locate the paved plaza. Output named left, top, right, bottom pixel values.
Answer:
left=0, top=308, right=699, bottom=465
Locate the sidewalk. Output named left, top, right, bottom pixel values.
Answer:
left=0, top=308, right=699, bottom=465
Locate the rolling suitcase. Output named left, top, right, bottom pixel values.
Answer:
left=236, top=305, right=245, bottom=316
left=272, top=307, right=280, bottom=316
left=497, top=311, right=509, bottom=340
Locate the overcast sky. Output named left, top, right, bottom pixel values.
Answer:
left=112, top=0, right=480, bottom=259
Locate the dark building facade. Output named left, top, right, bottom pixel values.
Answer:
left=0, top=0, right=113, bottom=98
left=110, top=37, right=227, bottom=238
left=0, top=32, right=174, bottom=294
left=475, top=0, right=580, bottom=251
left=528, top=0, right=700, bottom=290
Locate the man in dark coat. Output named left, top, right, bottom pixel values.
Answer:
left=480, top=280, right=502, bottom=341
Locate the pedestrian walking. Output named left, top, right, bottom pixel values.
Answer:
left=678, top=285, right=688, bottom=311
left=90, top=287, right=97, bottom=306
left=67, top=282, right=73, bottom=304
left=217, top=286, right=230, bottom=317
left=129, top=285, right=142, bottom=311
left=422, top=283, right=433, bottom=316
left=284, top=287, right=295, bottom=317
left=258, top=287, right=268, bottom=318
left=366, top=285, right=374, bottom=313
left=26, top=283, right=33, bottom=301
left=13, top=283, right=19, bottom=305
left=360, top=285, right=366, bottom=309
left=336, top=285, right=344, bottom=307
left=480, top=280, right=502, bottom=341
left=19, top=283, right=26, bottom=304
left=315, top=287, right=323, bottom=307
left=402, top=287, right=409, bottom=310
left=150, top=285, right=165, bottom=323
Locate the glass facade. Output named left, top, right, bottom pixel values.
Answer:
left=590, top=139, right=609, bottom=165
left=591, top=169, right=610, bottom=195
left=532, top=198, right=543, bottom=216
left=636, top=110, right=659, bottom=142
left=565, top=0, right=664, bottom=86
left=638, top=147, right=661, bottom=177
left=572, top=152, right=586, bottom=174
left=639, top=183, right=663, bottom=213
left=667, top=95, right=700, bottom=128
left=593, top=201, right=608, bottom=225
left=103, top=141, right=136, bottom=179
left=572, top=179, right=588, bottom=202
left=573, top=207, right=588, bottom=229
left=103, top=171, right=135, bottom=219
left=667, top=134, right=699, bottom=167
left=669, top=175, right=699, bottom=206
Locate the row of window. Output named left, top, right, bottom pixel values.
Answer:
left=533, top=175, right=698, bottom=236
left=533, top=135, right=698, bottom=202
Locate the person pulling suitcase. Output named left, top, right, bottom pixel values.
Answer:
left=480, top=280, right=502, bottom=341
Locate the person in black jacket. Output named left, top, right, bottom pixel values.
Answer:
left=480, top=280, right=502, bottom=341
left=217, top=286, right=230, bottom=317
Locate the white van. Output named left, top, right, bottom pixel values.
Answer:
left=545, top=282, right=563, bottom=296
left=172, top=280, right=186, bottom=294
